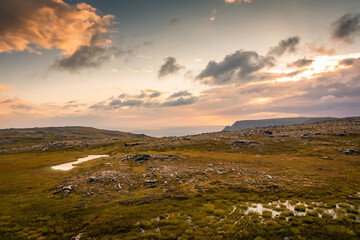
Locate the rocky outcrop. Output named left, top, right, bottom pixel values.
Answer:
left=222, top=117, right=336, bottom=132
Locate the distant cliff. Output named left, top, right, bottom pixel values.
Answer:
left=222, top=117, right=337, bottom=132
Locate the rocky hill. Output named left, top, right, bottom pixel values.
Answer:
left=0, top=126, right=147, bottom=151
left=222, top=117, right=337, bottom=132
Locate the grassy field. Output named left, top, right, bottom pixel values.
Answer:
left=0, top=119, right=359, bottom=239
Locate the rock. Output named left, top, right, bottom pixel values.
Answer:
left=63, top=185, right=74, bottom=191
left=339, top=149, right=360, bottom=155
left=125, top=142, right=144, bottom=147
left=88, top=177, right=97, bottom=183
left=233, top=140, right=259, bottom=145
left=263, top=130, right=273, bottom=135
left=335, top=133, right=345, bottom=136
left=144, top=179, right=157, bottom=188
left=123, top=154, right=181, bottom=163
left=145, top=180, right=157, bottom=184
left=264, top=174, right=273, bottom=179
left=63, top=185, right=74, bottom=195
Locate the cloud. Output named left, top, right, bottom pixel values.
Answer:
left=118, top=89, right=162, bottom=99
left=287, top=58, right=314, bottom=68
left=169, top=18, right=180, bottom=26
left=0, top=84, right=10, bottom=91
left=90, top=90, right=198, bottom=110
left=52, top=45, right=110, bottom=71
left=168, top=90, right=192, bottom=99
left=197, top=57, right=360, bottom=119
left=0, top=0, right=123, bottom=72
left=196, top=50, right=275, bottom=85
left=267, top=36, right=300, bottom=57
left=10, top=103, right=34, bottom=111
left=307, top=43, right=335, bottom=56
left=109, top=99, right=144, bottom=107
left=162, top=96, right=198, bottom=107
left=0, top=0, right=114, bottom=54
left=158, top=57, right=184, bottom=78
left=332, top=13, right=360, bottom=42
left=196, top=36, right=303, bottom=85
left=339, top=58, right=356, bottom=66
left=224, top=0, right=252, bottom=3
left=149, top=91, right=161, bottom=98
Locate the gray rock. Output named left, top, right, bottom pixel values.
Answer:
left=339, top=149, right=360, bottom=155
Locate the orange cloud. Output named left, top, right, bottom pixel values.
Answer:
left=0, top=84, right=10, bottom=91
left=0, top=0, right=114, bottom=55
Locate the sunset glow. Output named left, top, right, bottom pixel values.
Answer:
left=0, top=0, right=359, bottom=136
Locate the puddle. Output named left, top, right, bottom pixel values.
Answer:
left=52, top=155, right=109, bottom=171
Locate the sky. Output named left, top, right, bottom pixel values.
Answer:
left=0, top=0, right=360, bottom=136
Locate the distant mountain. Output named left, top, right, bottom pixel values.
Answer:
left=222, top=117, right=337, bottom=132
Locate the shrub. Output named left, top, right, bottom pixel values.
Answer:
left=306, top=211, right=318, bottom=217
left=321, top=213, right=333, bottom=219
left=238, top=205, right=248, bottom=210
left=294, top=205, right=306, bottom=212
left=262, top=210, right=272, bottom=218
left=203, top=204, right=215, bottom=214
left=346, top=208, right=358, bottom=214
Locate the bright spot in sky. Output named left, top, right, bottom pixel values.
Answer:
left=250, top=98, right=272, bottom=104
left=269, top=53, right=360, bottom=83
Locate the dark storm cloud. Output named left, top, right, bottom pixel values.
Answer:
left=196, top=50, right=275, bottom=85
left=168, top=90, right=192, bottom=99
left=332, top=13, right=360, bottom=42
left=287, top=58, right=314, bottom=68
left=267, top=36, right=300, bottom=57
left=158, top=57, right=184, bottom=78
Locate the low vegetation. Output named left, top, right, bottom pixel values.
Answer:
left=0, top=118, right=359, bottom=239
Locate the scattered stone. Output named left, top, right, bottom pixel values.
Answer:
left=335, top=133, right=345, bottom=136
left=233, top=140, right=259, bottom=145
left=63, top=185, right=74, bottom=191
left=88, top=177, right=97, bottom=183
left=123, top=154, right=181, bottom=163
left=144, top=180, right=157, bottom=188
left=63, top=185, right=74, bottom=195
left=264, top=174, right=273, bottom=179
left=125, top=142, right=144, bottom=147
left=339, top=149, right=360, bottom=155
